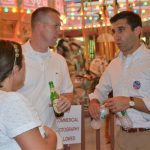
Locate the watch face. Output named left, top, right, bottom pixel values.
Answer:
left=129, top=101, right=135, bottom=107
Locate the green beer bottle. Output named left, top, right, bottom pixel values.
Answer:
left=49, top=81, right=64, bottom=118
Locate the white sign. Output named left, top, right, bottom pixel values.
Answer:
left=56, top=105, right=81, bottom=144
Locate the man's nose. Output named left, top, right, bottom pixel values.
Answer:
left=113, top=32, right=120, bottom=41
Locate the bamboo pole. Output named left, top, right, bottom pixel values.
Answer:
left=126, top=0, right=130, bottom=10
left=81, top=0, right=89, bottom=63
left=113, top=0, right=118, bottom=15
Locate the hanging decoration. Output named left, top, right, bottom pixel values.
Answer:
left=62, top=0, right=150, bottom=30
left=88, top=36, right=96, bottom=60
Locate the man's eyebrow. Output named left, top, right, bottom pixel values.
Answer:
left=112, top=26, right=126, bottom=30
left=118, top=26, right=126, bottom=29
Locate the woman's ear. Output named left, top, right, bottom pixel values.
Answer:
left=12, top=65, right=19, bottom=74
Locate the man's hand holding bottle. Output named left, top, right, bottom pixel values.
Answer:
left=104, top=96, right=130, bottom=113
left=88, top=99, right=100, bottom=120
left=57, top=95, right=72, bottom=113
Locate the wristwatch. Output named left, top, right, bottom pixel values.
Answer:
left=129, top=97, right=135, bottom=108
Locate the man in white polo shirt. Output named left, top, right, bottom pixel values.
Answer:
left=19, top=7, right=73, bottom=150
left=89, top=11, right=150, bottom=150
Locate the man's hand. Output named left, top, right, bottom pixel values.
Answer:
left=104, top=96, right=130, bottom=113
left=57, top=95, right=72, bottom=113
left=88, top=99, right=100, bottom=120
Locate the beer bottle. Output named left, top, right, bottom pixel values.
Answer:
left=91, top=105, right=109, bottom=130
left=116, top=111, right=133, bottom=129
left=49, top=81, right=64, bottom=118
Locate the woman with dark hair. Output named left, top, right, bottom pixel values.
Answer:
left=0, top=40, right=56, bottom=150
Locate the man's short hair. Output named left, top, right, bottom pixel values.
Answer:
left=31, top=7, right=60, bottom=30
left=110, top=11, right=142, bottom=30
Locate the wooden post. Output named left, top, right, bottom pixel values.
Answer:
left=126, top=0, right=130, bottom=10
left=110, top=114, right=115, bottom=150
left=64, top=144, right=70, bottom=150
left=96, top=129, right=101, bottom=150
left=81, top=104, right=86, bottom=150
left=113, top=0, right=118, bottom=15
left=83, top=108, right=101, bottom=150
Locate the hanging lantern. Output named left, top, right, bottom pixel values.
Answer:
left=97, top=33, right=117, bottom=61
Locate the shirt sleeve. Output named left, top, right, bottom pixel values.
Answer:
left=2, top=93, right=41, bottom=138
left=89, top=68, right=112, bottom=103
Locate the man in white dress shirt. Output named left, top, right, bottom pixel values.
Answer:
left=19, top=7, right=73, bottom=150
left=89, top=11, right=150, bottom=150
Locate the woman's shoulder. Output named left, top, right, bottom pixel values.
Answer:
left=0, top=91, right=30, bottom=112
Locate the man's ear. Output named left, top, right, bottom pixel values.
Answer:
left=134, top=26, right=142, bottom=37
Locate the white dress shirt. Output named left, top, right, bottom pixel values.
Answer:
left=89, top=44, right=150, bottom=128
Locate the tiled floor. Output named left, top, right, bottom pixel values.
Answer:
left=69, top=118, right=111, bottom=150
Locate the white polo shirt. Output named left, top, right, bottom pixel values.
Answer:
left=19, top=41, right=73, bottom=127
left=89, top=44, right=150, bottom=128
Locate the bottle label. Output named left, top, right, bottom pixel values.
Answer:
left=100, top=105, right=109, bottom=119
left=53, top=99, right=61, bottom=114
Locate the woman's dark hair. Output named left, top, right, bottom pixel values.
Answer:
left=0, top=40, right=23, bottom=87
left=110, top=11, right=142, bottom=30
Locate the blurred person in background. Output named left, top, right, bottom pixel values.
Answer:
left=57, top=39, right=70, bottom=59
left=69, top=41, right=85, bottom=75
left=0, top=40, right=56, bottom=150
left=18, top=7, right=73, bottom=150
left=56, top=38, right=76, bottom=78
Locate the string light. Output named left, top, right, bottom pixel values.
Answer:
left=60, top=14, right=67, bottom=24
left=20, top=9, right=24, bottom=13
left=89, top=16, right=92, bottom=20
left=74, top=26, right=78, bottom=29
left=4, top=7, right=9, bottom=13
left=71, top=12, right=75, bottom=16
left=77, top=16, right=81, bottom=20
left=71, top=8, right=75, bottom=11
left=142, top=9, right=146, bottom=14
left=12, top=7, right=17, bottom=13
left=68, top=26, right=73, bottom=30
left=71, top=16, right=75, bottom=20
left=99, top=11, right=103, bottom=14
left=143, top=2, right=148, bottom=6
left=134, top=9, right=138, bottom=13
left=93, top=25, right=96, bottom=28
left=26, top=8, right=31, bottom=14
left=60, top=0, right=150, bottom=31
left=143, top=18, right=148, bottom=22
left=80, top=11, right=83, bottom=15
left=96, top=5, right=100, bottom=10
left=120, top=3, right=124, bottom=8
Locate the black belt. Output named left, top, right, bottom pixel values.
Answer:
left=121, top=127, right=150, bottom=133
